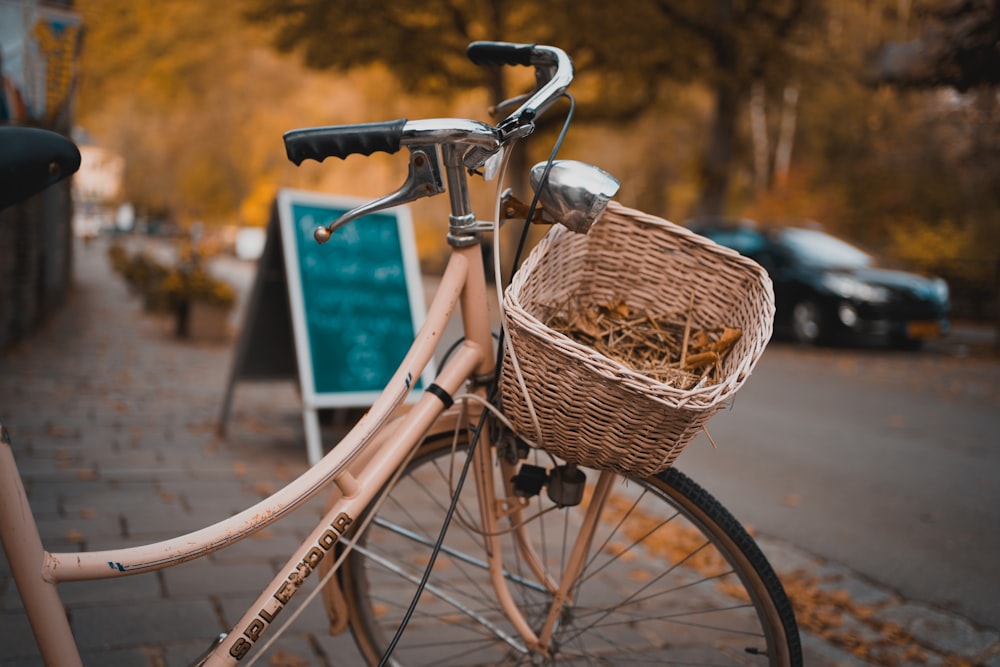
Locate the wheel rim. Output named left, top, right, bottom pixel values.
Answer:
left=342, top=436, right=799, bottom=665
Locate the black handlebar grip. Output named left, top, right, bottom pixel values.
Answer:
left=467, top=41, right=536, bottom=67
left=283, top=119, right=407, bottom=165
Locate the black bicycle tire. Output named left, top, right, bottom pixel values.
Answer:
left=341, top=433, right=802, bottom=666
left=653, top=466, right=803, bottom=666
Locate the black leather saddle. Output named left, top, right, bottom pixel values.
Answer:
left=0, top=126, right=81, bottom=210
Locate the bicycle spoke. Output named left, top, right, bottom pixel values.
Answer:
left=344, top=438, right=799, bottom=665
left=370, top=516, right=548, bottom=594
left=354, top=542, right=529, bottom=655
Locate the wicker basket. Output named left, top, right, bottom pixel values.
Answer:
left=500, top=201, right=775, bottom=478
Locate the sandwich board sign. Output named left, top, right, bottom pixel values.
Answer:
left=220, top=188, right=433, bottom=464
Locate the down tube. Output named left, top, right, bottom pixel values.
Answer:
left=209, top=341, right=487, bottom=666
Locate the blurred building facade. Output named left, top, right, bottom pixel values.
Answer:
left=71, top=142, right=125, bottom=239
left=0, top=0, right=81, bottom=349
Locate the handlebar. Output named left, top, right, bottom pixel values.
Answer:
left=466, top=42, right=537, bottom=67
left=466, top=42, right=573, bottom=134
left=283, top=42, right=573, bottom=166
left=284, top=118, right=502, bottom=166
left=282, top=42, right=575, bottom=243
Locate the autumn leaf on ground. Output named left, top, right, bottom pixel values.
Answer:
left=603, top=540, right=638, bottom=562
left=782, top=493, right=803, bottom=507
left=253, top=481, right=276, bottom=497
left=627, top=568, right=652, bottom=583
left=54, top=449, right=73, bottom=469
left=886, top=414, right=906, bottom=429
left=47, top=423, right=76, bottom=438
left=268, top=650, right=308, bottom=667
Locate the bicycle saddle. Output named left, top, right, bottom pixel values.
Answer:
left=0, top=126, right=81, bottom=210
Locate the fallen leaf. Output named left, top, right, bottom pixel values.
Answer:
left=781, top=493, right=803, bottom=507
left=268, top=650, right=309, bottom=667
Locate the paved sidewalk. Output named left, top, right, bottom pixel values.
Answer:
left=2, top=238, right=998, bottom=666
left=1, top=239, right=363, bottom=666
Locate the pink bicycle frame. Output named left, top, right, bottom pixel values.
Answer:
left=0, top=242, right=498, bottom=667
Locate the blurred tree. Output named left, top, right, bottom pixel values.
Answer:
left=872, top=0, right=1000, bottom=90
left=75, top=0, right=1000, bottom=316
left=867, top=0, right=1000, bottom=260
left=76, top=0, right=373, bottom=226
left=78, top=1, right=269, bottom=222
left=244, top=0, right=824, bottom=216
left=759, top=0, right=1000, bottom=322
left=244, top=1, right=526, bottom=119
left=639, top=0, right=821, bottom=216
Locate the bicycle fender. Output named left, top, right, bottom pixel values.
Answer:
left=283, top=119, right=407, bottom=165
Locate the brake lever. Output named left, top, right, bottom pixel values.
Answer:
left=489, top=93, right=532, bottom=120
left=314, top=145, right=444, bottom=243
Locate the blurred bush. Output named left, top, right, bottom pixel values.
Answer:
left=108, top=243, right=236, bottom=336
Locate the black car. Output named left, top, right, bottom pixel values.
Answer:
left=684, top=219, right=950, bottom=348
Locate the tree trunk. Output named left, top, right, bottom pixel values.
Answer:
left=750, top=81, right=770, bottom=191
left=693, top=78, right=740, bottom=217
left=692, top=0, right=740, bottom=218
left=773, top=84, right=800, bottom=190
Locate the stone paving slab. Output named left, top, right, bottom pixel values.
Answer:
left=1, top=238, right=998, bottom=666
left=755, top=534, right=1000, bottom=666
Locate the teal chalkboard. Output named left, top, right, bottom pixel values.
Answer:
left=276, top=188, right=432, bottom=413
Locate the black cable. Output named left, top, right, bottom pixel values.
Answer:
left=509, top=93, right=577, bottom=280
left=437, top=331, right=501, bottom=371
left=492, top=92, right=577, bottom=388
left=376, top=400, right=491, bottom=667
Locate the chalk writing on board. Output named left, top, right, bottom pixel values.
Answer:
left=277, top=189, right=431, bottom=402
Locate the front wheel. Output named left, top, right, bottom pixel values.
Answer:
left=342, top=433, right=802, bottom=666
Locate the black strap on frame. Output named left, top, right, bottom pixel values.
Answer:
left=425, top=383, right=454, bottom=409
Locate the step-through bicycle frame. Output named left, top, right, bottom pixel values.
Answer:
left=0, top=40, right=638, bottom=666
left=0, top=130, right=605, bottom=667
left=0, top=215, right=579, bottom=667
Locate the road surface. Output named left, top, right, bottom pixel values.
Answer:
left=676, top=340, right=1000, bottom=630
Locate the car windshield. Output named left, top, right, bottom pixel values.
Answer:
left=778, top=228, right=873, bottom=268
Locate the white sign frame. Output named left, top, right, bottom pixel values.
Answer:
left=276, top=188, right=434, bottom=463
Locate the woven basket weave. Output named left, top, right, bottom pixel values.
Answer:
left=500, top=202, right=775, bottom=478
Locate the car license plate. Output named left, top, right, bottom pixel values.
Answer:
left=906, top=320, right=941, bottom=339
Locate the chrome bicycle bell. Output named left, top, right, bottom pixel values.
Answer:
left=529, top=160, right=621, bottom=234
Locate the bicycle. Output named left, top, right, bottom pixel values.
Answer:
left=1, top=42, right=801, bottom=666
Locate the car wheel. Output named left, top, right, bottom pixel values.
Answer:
left=791, top=300, right=824, bottom=345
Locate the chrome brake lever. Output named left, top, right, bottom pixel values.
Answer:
left=314, top=145, right=444, bottom=244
